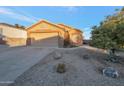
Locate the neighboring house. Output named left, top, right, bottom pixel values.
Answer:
left=26, top=20, right=83, bottom=47
left=0, top=23, right=27, bottom=46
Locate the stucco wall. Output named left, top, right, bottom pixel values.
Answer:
left=27, top=22, right=65, bottom=39
left=0, top=25, right=27, bottom=38
left=0, top=25, right=27, bottom=46
left=5, top=37, right=27, bottom=47
left=27, top=22, right=62, bottom=32
left=57, top=24, right=83, bottom=46
left=69, top=30, right=83, bottom=46
left=30, top=32, right=58, bottom=40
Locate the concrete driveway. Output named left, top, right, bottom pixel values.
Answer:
left=0, top=45, right=54, bottom=85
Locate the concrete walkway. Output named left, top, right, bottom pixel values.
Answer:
left=0, top=46, right=54, bottom=85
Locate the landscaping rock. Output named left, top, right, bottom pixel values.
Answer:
left=82, top=54, right=89, bottom=59
left=102, top=67, right=119, bottom=78
left=53, top=51, right=62, bottom=59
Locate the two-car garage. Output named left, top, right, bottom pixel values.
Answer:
left=28, top=31, right=60, bottom=47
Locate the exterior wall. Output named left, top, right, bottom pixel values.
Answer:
left=27, top=22, right=65, bottom=39
left=30, top=32, right=58, bottom=40
left=58, top=24, right=83, bottom=46
left=0, top=25, right=27, bottom=38
left=5, top=38, right=27, bottom=47
left=68, top=29, right=83, bottom=46
left=0, top=24, right=27, bottom=46
left=0, top=28, right=2, bottom=38
left=27, top=22, right=62, bottom=32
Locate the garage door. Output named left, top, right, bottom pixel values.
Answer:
left=30, top=32, right=59, bottom=47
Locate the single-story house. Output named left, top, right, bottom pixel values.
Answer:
left=0, top=20, right=83, bottom=47
left=0, top=23, right=27, bottom=47
left=26, top=20, right=83, bottom=47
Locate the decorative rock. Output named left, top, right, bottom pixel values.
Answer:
left=82, top=55, right=89, bottom=59
left=53, top=52, right=62, bottom=59
left=102, top=67, right=119, bottom=78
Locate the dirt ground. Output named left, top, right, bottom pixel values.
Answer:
left=11, top=46, right=124, bottom=86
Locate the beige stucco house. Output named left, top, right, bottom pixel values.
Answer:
left=26, top=20, right=65, bottom=47
left=26, top=20, right=83, bottom=47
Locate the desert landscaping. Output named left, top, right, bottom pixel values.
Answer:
left=5, top=45, right=123, bottom=86
left=0, top=6, right=124, bottom=86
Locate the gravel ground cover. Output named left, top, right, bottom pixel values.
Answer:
left=11, top=47, right=124, bottom=86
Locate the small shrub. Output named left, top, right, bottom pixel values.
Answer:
left=106, top=49, right=119, bottom=63
left=56, top=63, right=66, bottom=73
left=106, top=55, right=119, bottom=63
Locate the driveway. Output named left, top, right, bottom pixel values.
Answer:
left=0, top=46, right=54, bottom=85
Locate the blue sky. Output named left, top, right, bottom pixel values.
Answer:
left=0, top=6, right=123, bottom=39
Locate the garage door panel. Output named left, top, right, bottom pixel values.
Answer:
left=30, top=32, right=59, bottom=47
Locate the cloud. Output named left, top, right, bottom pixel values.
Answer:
left=62, top=6, right=78, bottom=13
left=0, top=7, right=37, bottom=23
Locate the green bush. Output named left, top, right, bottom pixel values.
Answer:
left=56, top=63, right=66, bottom=73
left=91, top=7, right=124, bottom=49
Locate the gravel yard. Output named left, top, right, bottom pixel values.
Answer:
left=12, top=46, right=124, bottom=86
